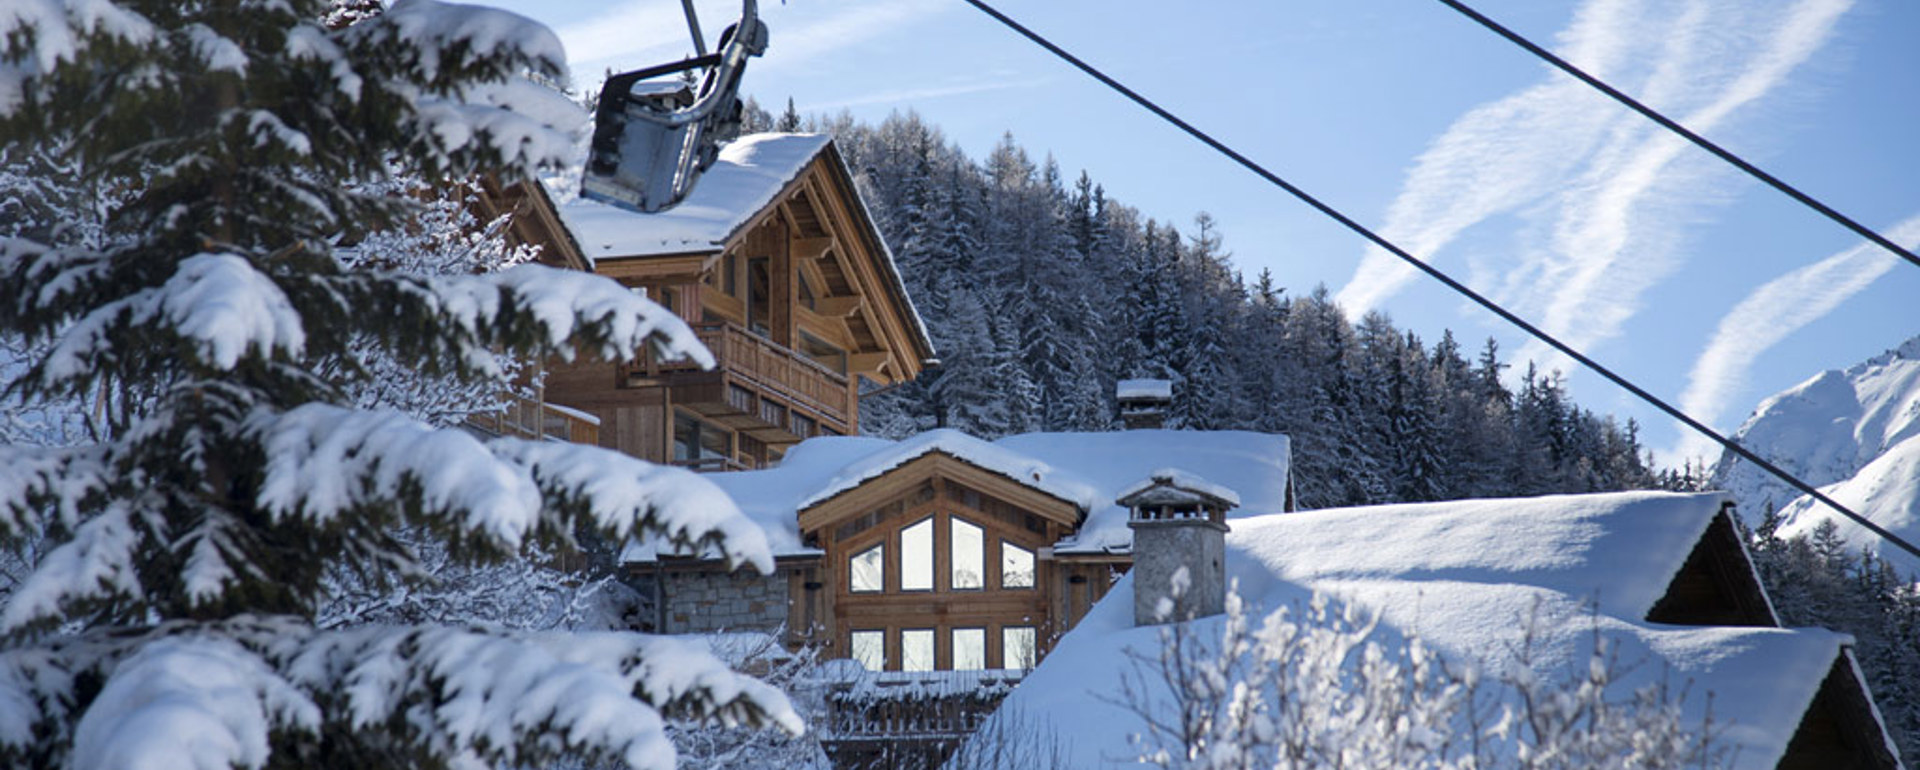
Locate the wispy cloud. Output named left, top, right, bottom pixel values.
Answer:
left=1666, top=215, right=1920, bottom=462
left=1333, top=0, right=1854, bottom=369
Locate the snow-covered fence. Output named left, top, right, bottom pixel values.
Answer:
left=814, top=665, right=1026, bottom=768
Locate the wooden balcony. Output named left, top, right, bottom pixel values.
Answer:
left=468, top=398, right=601, bottom=445
left=627, top=321, right=854, bottom=438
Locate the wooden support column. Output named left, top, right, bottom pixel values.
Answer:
left=772, top=219, right=793, bottom=348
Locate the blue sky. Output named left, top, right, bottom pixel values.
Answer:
left=487, top=0, right=1920, bottom=468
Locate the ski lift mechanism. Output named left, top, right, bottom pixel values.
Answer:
left=581, top=0, right=769, bottom=213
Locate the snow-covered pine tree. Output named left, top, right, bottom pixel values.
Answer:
left=0, top=2, right=797, bottom=768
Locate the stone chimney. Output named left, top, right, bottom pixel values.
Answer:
left=1121, top=468, right=1236, bottom=625
left=1117, top=378, right=1173, bottom=430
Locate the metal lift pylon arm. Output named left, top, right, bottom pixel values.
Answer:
left=581, top=0, right=769, bottom=213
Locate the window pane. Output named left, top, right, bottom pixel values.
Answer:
left=951, top=518, right=984, bottom=590
left=850, top=544, right=883, bottom=593
left=953, top=628, right=986, bottom=671
left=850, top=630, right=884, bottom=671
left=1003, top=626, right=1036, bottom=670
left=902, top=629, right=934, bottom=672
left=901, top=518, right=933, bottom=591
left=1002, top=541, right=1035, bottom=589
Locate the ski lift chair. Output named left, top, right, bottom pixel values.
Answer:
left=581, top=0, right=770, bottom=213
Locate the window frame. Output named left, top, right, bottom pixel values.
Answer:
left=1002, top=625, right=1037, bottom=670
left=900, top=628, right=935, bottom=672
left=898, top=516, right=934, bottom=593
left=848, top=542, right=884, bottom=594
left=951, top=627, right=987, bottom=671
left=1000, top=539, right=1037, bottom=590
left=849, top=629, right=885, bottom=671
left=950, top=516, right=985, bottom=591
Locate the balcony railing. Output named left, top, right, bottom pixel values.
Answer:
left=628, top=321, right=853, bottom=428
left=469, top=398, right=601, bottom=445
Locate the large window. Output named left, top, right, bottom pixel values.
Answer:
left=952, top=628, right=986, bottom=671
left=1001, top=541, right=1035, bottom=589
left=900, top=518, right=933, bottom=592
left=951, top=518, right=984, bottom=590
left=850, top=544, right=884, bottom=593
left=1003, top=626, right=1036, bottom=670
left=850, top=630, right=884, bottom=671
left=901, top=629, right=935, bottom=672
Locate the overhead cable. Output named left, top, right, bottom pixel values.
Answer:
left=1434, top=0, right=1920, bottom=272
left=957, top=0, right=1920, bottom=560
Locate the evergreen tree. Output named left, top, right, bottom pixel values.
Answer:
left=0, top=2, right=795, bottom=766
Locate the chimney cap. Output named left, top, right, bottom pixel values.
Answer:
left=1116, top=467, right=1241, bottom=510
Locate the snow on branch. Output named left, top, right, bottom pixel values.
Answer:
left=0, top=0, right=159, bottom=115
left=341, top=0, right=583, bottom=176
left=71, top=635, right=319, bottom=770
left=39, top=253, right=305, bottom=389
left=248, top=403, right=770, bottom=572
left=1, top=504, right=142, bottom=632
left=0, top=619, right=800, bottom=770
left=355, top=0, right=567, bottom=85
left=0, top=444, right=106, bottom=539
left=499, top=440, right=774, bottom=574
left=0, top=237, right=113, bottom=335
left=346, top=263, right=712, bottom=378
left=276, top=623, right=801, bottom=770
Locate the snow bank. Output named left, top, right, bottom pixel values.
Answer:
left=559, top=134, right=833, bottom=260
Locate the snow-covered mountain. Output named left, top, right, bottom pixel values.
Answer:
left=1714, top=334, right=1920, bottom=574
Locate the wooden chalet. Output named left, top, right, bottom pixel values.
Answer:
left=476, top=133, right=935, bottom=471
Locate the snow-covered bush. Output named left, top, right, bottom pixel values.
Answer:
left=1120, top=587, right=1721, bottom=769
left=0, top=2, right=797, bottom=768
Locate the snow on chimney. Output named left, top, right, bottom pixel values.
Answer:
left=1120, top=468, right=1237, bottom=626
left=1117, top=378, right=1173, bottom=430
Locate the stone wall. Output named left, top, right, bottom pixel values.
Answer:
left=649, top=567, right=790, bottom=634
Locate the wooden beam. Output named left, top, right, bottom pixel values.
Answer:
left=792, top=236, right=835, bottom=262
left=812, top=295, right=863, bottom=318
left=848, top=351, right=892, bottom=375
left=593, top=253, right=712, bottom=284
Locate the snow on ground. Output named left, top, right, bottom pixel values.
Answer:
left=621, top=429, right=1290, bottom=564
left=559, top=134, right=833, bottom=260
left=983, top=491, right=1854, bottom=769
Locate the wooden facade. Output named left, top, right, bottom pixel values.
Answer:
left=794, top=452, right=1084, bottom=670
left=477, top=139, right=933, bottom=471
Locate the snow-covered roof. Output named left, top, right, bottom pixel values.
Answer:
left=796, top=429, right=1098, bottom=513
left=983, top=491, right=1866, bottom=769
left=619, top=428, right=1291, bottom=564
left=1115, top=378, right=1172, bottom=401
left=557, top=133, right=833, bottom=260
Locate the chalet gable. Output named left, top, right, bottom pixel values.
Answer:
left=557, top=133, right=935, bottom=386
left=1646, top=502, right=1778, bottom=626
left=797, top=450, right=1085, bottom=538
